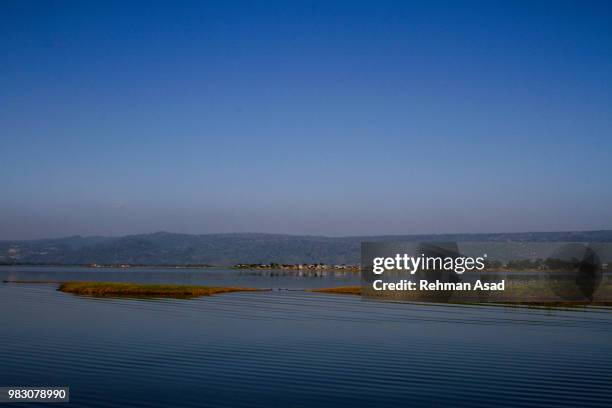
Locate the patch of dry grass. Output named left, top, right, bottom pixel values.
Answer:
left=58, top=282, right=263, bottom=298
left=308, top=286, right=361, bottom=295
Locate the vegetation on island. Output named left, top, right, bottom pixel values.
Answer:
left=58, top=282, right=263, bottom=298
left=310, top=284, right=612, bottom=307
left=309, top=286, right=361, bottom=295
left=3, top=279, right=611, bottom=307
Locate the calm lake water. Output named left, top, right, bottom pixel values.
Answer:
left=1, top=266, right=611, bottom=407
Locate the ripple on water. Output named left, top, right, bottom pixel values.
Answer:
left=1, top=282, right=611, bottom=408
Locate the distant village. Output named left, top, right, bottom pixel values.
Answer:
left=84, top=263, right=361, bottom=271
left=233, top=263, right=360, bottom=272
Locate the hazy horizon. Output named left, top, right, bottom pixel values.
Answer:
left=2, top=1, right=612, bottom=240
left=4, top=227, right=612, bottom=242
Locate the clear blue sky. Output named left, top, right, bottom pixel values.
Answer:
left=1, top=0, right=611, bottom=239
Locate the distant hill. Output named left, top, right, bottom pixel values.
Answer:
left=1, top=230, right=612, bottom=266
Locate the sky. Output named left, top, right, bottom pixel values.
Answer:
left=1, top=0, right=612, bottom=239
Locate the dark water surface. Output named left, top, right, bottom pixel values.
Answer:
left=1, top=267, right=611, bottom=407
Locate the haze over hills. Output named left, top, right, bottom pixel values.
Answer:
left=1, top=230, right=612, bottom=266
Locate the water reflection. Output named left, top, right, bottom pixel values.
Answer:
left=0, top=265, right=360, bottom=289
left=1, top=267, right=612, bottom=408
